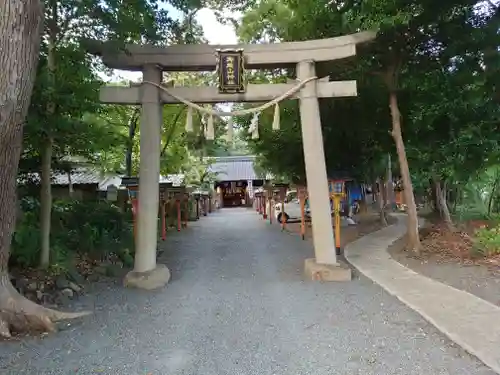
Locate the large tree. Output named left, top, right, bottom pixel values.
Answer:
left=31, top=0, right=184, bottom=268
left=0, top=0, right=89, bottom=338
left=1, top=0, right=207, bottom=337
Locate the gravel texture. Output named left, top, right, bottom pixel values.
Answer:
left=0, top=208, right=496, bottom=375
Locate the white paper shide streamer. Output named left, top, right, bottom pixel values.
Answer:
left=206, top=110, right=215, bottom=140
left=185, top=106, right=194, bottom=132
left=156, top=76, right=318, bottom=141
left=272, top=103, right=280, bottom=130
left=249, top=112, right=260, bottom=140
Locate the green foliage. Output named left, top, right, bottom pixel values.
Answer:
left=11, top=198, right=134, bottom=269
left=238, top=101, right=305, bottom=182
left=235, top=0, right=500, bottom=218
left=183, top=156, right=219, bottom=189
left=93, top=73, right=232, bottom=179
left=473, top=225, right=500, bottom=256
left=453, top=164, right=500, bottom=221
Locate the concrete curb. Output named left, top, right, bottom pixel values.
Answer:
left=344, top=216, right=500, bottom=374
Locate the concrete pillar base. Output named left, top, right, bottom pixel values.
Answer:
left=123, top=264, right=171, bottom=290
left=304, top=258, right=351, bottom=281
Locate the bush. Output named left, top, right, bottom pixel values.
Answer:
left=11, top=198, right=134, bottom=269
left=472, top=225, right=500, bottom=257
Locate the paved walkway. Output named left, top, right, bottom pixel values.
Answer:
left=0, top=209, right=496, bottom=374
left=345, top=214, right=500, bottom=374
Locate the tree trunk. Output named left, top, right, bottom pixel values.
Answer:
left=39, top=138, right=53, bottom=267
left=375, top=178, right=388, bottom=226
left=0, top=0, right=89, bottom=338
left=386, top=153, right=395, bottom=210
left=389, top=90, right=421, bottom=253
left=371, top=181, right=378, bottom=205
left=434, top=178, right=455, bottom=231
left=487, top=172, right=500, bottom=215
left=452, top=185, right=461, bottom=213
left=39, top=4, right=58, bottom=268
left=381, top=178, right=388, bottom=207
left=430, top=179, right=440, bottom=215
left=360, top=183, right=368, bottom=213
left=125, top=107, right=139, bottom=176
left=68, top=170, right=74, bottom=197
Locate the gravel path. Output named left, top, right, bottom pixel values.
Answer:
left=1, top=208, right=496, bottom=375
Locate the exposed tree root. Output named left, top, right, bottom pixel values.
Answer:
left=0, top=274, right=91, bottom=338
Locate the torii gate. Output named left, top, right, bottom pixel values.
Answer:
left=87, top=31, right=375, bottom=288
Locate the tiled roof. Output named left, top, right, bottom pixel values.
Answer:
left=19, top=169, right=185, bottom=190
left=19, top=169, right=102, bottom=186
left=99, top=176, right=124, bottom=191
left=209, top=156, right=271, bottom=181
left=53, top=169, right=102, bottom=185
left=159, top=174, right=185, bottom=187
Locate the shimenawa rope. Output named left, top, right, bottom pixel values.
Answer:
left=142, top=76, right=317, bottom=117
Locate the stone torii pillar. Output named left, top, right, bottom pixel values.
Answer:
left=124, top=64, right=171, bottom=289
left=298, top=60, right=350, bottom=281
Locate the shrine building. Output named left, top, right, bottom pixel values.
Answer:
left=209, top=156, right=271, bottom=208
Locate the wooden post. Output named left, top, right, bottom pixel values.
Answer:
left=299, top=187, right=306, bottom=240
left=165, top=199, right=171, bottom=229
left=330, top=180, right=345, bottom=256
left=269, top=195, right=273, bottom=224
left=281, top=199, right=286, bottom=231
left=334, top=195, right=341, bottom=254
left=176, top=199, right=181, bottom=231
left=161, top=202, right=166, bottom=241
left=183, top=195, right=188, bottom=227
left=126, top=185, right=139, bottom=241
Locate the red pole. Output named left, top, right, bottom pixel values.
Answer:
left=161, top=203, right=166, bottom=240
left=176, top=200, right=181, bottom=231
left=269, top=197, right=273, bottom=224
left=184, top=198, right=188, bottom=228
left=300, top=192, right=306, bottom=240
left=263, top=196, right=268, bottom=219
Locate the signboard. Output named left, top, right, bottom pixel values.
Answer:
left=128, top=190, right=138, bottom=199
left=333, top=182, right=343, bottom=195
left=121, top=176, right=139, bottom=187
left=330, top=180, right=345, bottom=198
left=216, top=49, right=245, bottom=93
